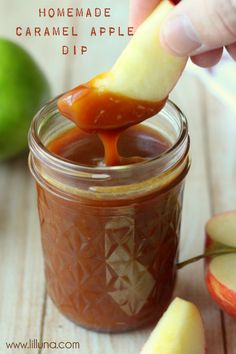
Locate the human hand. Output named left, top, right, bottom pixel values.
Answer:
left=130, top=0, right=236, bottom=67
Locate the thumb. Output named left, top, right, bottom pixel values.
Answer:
left=160, top=0, right=236, bottom=56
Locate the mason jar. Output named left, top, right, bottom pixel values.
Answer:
left=28, top=98, right=190, bottom=332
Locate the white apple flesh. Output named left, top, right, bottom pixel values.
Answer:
left=94, top=0, right=187, bottom=102
left=140, top=297, right=205, bottom=354
left=206, top=211, right=236, bottom=248
left=58, top=0, right=188, bottom=132
left=206, top=254, right=236, bottom=317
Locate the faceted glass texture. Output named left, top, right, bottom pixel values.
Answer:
left=37, top=182, right=184, bottom=332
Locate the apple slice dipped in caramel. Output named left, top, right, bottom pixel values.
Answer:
left=205, top=211, right=236, bottom=317
left=58, top=0, right=187, bottom=133
left=140, top=297, right=206, bottom=354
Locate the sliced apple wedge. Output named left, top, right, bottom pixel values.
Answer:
left=140, top=297, right=205, bottom=354
left=206, top=211, right=236, bottom=249
left=206, top=254, right=236, bottom=317
left=94, top=0, right=187, bottom=102
left=205, top=211, right=236, bottom=316
left=58, top=0, right=188, bottom=132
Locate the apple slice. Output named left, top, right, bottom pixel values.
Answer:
left=205, top=211, right=236, bottom=316
left=94, top=0, right=187, bottom=102
left=58, top=0, right=187, bottom=132
left=140, top=297, right=205, bottom=354
left=206, top=254, right=236, bottom=317
left=176, top=212, right=236, bottom=317
left=178, top=212, right=236, bottom=270
left=206, top=211, right=236, bottom=249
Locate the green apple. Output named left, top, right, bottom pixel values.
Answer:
left=0, top=38, right=50, bottom=161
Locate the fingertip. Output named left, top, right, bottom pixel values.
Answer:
left=191, top=48, right=223, bottom=68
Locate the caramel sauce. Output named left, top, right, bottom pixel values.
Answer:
left=58, top=74, right=167, bottom=165
left=47, top=125, right=170, bottom=167
left=40, top=127, right=184, bottom=332
left=39, top=70, right=189, bottom=332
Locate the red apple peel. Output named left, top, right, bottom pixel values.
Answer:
left=206, top=268, right=236, bottom=317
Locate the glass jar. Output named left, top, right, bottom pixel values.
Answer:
left=28, top=98, right=190, bottom=333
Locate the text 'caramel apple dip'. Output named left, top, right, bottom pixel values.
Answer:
left=29, top=0, right=191, bottom=332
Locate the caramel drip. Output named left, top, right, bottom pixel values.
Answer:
left=57, top=76, right=167, bottom=166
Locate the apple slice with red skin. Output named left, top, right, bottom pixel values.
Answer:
left=206, top=254, right=236, bottom=317
left=169, top=0, right=181, bottom=4
left=205, top=211, right=236, bottom=316
left=140, top=297, right=206, bottom=354
left=177, top=211, right=236, bottom=317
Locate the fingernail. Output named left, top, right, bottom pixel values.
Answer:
left=161, top=15, right=203, bottom=56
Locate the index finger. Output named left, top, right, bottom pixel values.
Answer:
left=129, top=0, right=161, bottom=29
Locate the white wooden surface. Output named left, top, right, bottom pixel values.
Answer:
left=0, top=1, right=236, bottom=353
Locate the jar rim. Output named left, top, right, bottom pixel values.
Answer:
left=29, top=96, right=189, bottom=176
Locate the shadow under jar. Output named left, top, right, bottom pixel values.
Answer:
left=28, top=98, right=190, bottom=333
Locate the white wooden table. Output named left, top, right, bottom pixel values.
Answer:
left=1, top=1, right=236, bottom=353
